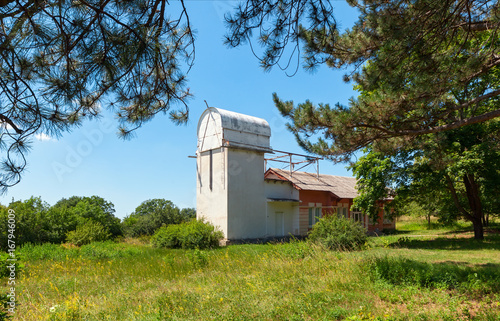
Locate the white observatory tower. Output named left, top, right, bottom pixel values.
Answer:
left=196, top=108, right=272, bottom=240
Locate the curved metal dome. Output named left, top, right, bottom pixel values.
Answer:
left=197, top=107, right=271, bottom=153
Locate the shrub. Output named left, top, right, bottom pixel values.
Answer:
left=151, top=219, right=223, bottom=249
left=0, top=195, right=122, bottom=250
left=122, top=200, right=197, bottom=237
left=0, top=197, right=51, bottom=249
left=151, top=224, right=182, bottom=249
left=66, top=220, right=112, bottom=246
left=0, top=253, right=23, bottom=278
left=307, top=215, right=367, bottom=251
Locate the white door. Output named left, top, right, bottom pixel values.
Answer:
left=275, top=211, right=284, bottom=236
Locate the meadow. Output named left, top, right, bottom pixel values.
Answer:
left=4, top=217, right=500, bottom=320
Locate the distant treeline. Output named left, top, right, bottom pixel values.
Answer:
left=0, top=196, right=195, bottom=249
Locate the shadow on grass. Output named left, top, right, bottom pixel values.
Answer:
left=378, top=229, right=412, bottom=235
left=368, top=256, right=500, bottom=295
left=389, top=234, right=500, bottom=250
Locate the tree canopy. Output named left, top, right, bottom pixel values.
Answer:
left=2, top=0, right=500, bottom=193
left=226, top=0, right=500, bottom=162
left=122, top=198, right=194, bottom=237
left=350, top=118, right=500, bottom=239
left=0, top=195, right=122, bottom=247
left=0, top=0, right=194, bottom=191
left=225, top=0, right=500, bottom=239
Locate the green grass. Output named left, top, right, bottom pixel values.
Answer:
left=2, top=219, right=500, bottom=320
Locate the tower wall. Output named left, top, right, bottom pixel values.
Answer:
left=226, top=148, right=267, bottom=239
left=196, top=107, right=271, bottom=240
left=196, top=147, right=228, bottom=237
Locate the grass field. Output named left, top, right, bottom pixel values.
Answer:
left=4, top=217, right=500, bottom=320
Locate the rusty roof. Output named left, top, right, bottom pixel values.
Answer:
left=265, top=168, right=358, bottom=199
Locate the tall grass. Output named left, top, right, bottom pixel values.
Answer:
left=3, top=236, right=500, bottom=320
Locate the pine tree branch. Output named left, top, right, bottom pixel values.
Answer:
left=351, top=108, right=500, bottom=139
left=0, top=0, right=16, bottom=7
left=0, top=114, right=23, bottom=134
left=453, top=20, right=499, bottom=31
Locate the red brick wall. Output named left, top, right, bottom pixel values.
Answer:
left=298, top=191, right=394, bottom=234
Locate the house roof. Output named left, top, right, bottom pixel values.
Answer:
left=265, top=168, right=358, bottom=199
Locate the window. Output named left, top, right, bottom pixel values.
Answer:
left=337, top=206, right=347, bottom=219
left=350, top=207, right=365, bottom=227
left=308, top=204, right=322, bottom=228
left=315, top=208, right=321, bottom=223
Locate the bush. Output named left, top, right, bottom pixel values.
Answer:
left=0, top=253, right=24, bottom=278
left=66, top=220, right=112, bottom=246
left=308, top=215, right=367, bottom=251
left=0, top=195, right=122, bottom=249
left=122, top=199, right=195, bottom=237
left=151, top=219, right=223, bottom=249
left=151, top=224, right=182, bottom=249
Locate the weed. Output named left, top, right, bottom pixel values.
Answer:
left=188, top=248, right=209, bottom=269
left=274, top=239, right=315, bottom=260
left=8, top=235, right=500, bottom=320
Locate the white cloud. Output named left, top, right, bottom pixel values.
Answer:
left=35, top=133, right=54, bottom=141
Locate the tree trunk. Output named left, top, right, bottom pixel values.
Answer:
left=472, top=217, right=484, bottom=240
left=463, top=174, right=485, bottom=240
left=445, top=173, right=485, bottom=240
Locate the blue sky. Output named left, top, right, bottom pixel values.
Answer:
left=1, top=1, right=360, bottom=219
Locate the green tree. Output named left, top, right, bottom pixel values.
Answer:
left=0, top=0, right=194, bottom=191
left=54, top=196, right=122, bottom=237
left=351, top=119, right=500, bottom=239
left=122, top=199, right=185, bottom=237
left=0, top=196, right=50, bottom=248
left=180, top=208, right=196, bottom=221
left=226, top=0, right=500, bottom=160
left=225, top=1, right=500, bottom=239
left=44, top=205, right=79, bottom=243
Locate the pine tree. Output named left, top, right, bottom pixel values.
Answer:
left=225, top=0, right=500, bottom=239
left=226, top=0, right=500, bottom=161
left=0, top=0, right=194, bottom=191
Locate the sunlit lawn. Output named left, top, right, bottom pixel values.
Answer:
left=4, top=218, right=500, bottom=320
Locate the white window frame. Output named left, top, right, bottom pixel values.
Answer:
left=350, top=206, right=361, bottom=224
left=336, top=205, right=348, bottom=219
left=308, top=203, right=322, bottom=228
